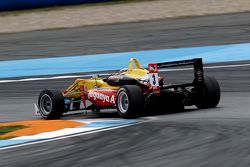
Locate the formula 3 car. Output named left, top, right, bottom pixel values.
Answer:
left=37, top=58, right=220, bottom=119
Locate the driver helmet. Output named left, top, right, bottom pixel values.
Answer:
left=119, top=68, right=128, bottom=74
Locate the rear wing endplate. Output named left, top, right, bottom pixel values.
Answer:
left=148, top=58, right=204, bottom=92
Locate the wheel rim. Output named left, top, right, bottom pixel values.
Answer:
left=118, top=91, right=129, bottom=114
left=40, top=94, right=52, bottom=115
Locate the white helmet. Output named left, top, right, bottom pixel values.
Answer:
left=119, top=68, right=128, bottom=74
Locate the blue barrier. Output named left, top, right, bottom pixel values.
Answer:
left=0, top=0, right=112, bottom=11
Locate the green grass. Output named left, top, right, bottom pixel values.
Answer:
left=0, top=0, right=157, bottom=17
left=0, top=125, right=28, bottom=139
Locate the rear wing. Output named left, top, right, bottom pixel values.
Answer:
left=148, top=58, right=204, bottom=92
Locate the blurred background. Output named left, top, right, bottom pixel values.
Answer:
left=1, top=0, right=250, bottom=167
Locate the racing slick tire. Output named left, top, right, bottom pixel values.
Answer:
left=38, top=89, right=65, bottom=119
left=195, top=76, right=220, bottom=109
left=116, top=85, right=144, bottom=119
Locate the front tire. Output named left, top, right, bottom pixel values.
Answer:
left=38, top=89, right=65, bottom=119
left=195, top=76, right=220, bottom=109
left=116, top=85, right=144, bottom=119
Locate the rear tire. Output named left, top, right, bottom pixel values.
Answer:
left=38, top=89, right=65, bottom=119
left=195, top=76, right=220, bottom=109
left=116, top=85, right=144, bottom=119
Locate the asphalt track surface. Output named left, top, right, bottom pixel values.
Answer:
left=1, top=12, right=250, bottom=166
left=1, top=12, right=250, bottom=61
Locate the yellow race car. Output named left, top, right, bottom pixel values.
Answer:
left=37, top=58, right=220, bottom=119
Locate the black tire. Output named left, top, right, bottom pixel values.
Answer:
left=38, top=89, right=65, bottom=119
left=195, top=76, right=220, bottom=109
left=116, top=85, right=144, bottom=119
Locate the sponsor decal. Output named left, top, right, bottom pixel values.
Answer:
left=88, top=91, right=115, bottom=104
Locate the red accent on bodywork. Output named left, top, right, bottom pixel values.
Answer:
left=148, top=64, right=158, bottom=73
left=86, top=89, right=117, bottom=107
left=159, top=77, right=163, bottom=81
left=80, top=86, right=86, bottom=108
left=152, top=86, right=160, bottom=93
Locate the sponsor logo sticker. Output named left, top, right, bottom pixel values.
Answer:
left=88, top=91, right=115, bottom=104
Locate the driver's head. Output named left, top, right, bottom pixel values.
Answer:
left=119, top=68, right=128, bottom=74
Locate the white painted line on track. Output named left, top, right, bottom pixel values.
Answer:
left=0, top=74, right=109, bottom=83
left=0, top=63, right=250, bottom=83
left=0, top=119, right=144, bottom=151
left=0, top=124, right=132, bottom=150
